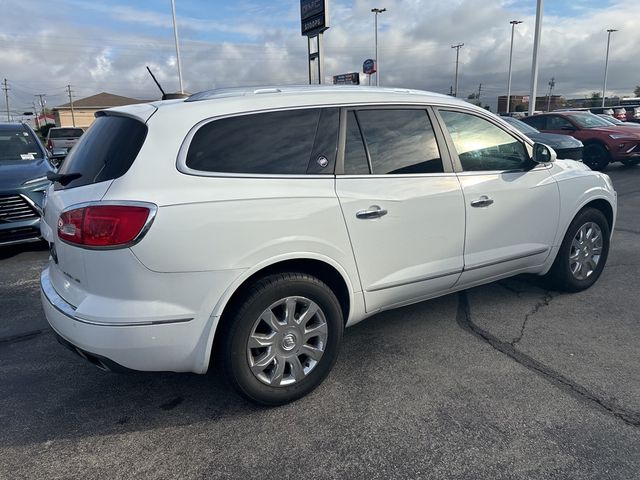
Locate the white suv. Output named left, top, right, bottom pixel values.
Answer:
left=40, top=86, right=616, bottom=405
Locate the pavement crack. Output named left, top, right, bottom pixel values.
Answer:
left=0, top=328, right=52, bottom=347
left=456, top=291, right=640, bottom=427
left=510, top=291, right=555, bottom=346
left=497, top=282, right=525, bottom=297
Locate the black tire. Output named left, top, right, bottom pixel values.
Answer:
left=221, top=272, right=344, bottom=406
left=582, top=143, right=610, bottom=171
left=620, top=158, right=640, bottom=167
left=545, top=208, right=610, bottom=292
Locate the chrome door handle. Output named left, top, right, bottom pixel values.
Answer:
left=470, top=195, right=494, bottom=208
left=356, top=205, right=388, bottom=219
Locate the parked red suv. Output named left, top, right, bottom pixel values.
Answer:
left=522, top=111, right=640, bottom=170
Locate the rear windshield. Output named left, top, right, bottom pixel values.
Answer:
left=50, top=128, right=84, bottom=138
left=55, top=115, right=147, bottom=190
left=0, top=125, right=44, bottom=162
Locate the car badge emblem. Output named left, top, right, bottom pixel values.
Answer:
left=317, top=156, right=329, bottom=168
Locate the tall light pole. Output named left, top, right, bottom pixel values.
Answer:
left=451, top=43, right=464, bottom=97
left=170, top=0, right=184, bottom=94
left=371, top=8, right=386, bottom=86
left=602, top=28, right=618, bottom=108
left=528, top=0, right=544, bottom=116
left=506, top=20, right=522, bottom=114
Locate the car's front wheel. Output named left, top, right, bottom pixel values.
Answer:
left=221, top=272, right=344, bottom=405
left=620, top=158, right=640, bottom=167
left=582, top=143, right=610, bottom=171
left=545, top=208, right=610, bottom=292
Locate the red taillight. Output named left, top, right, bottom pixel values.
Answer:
left=58, top=204, right=154, bottom=248
left=47, top=139, right=53, bottom=149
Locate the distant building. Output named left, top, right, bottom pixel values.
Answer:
left=497, top=94, right=564, bottom=114
left=53, top=92, right=148, bottom=128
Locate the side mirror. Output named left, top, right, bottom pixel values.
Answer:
left=532, top=143, right=557, bottom=164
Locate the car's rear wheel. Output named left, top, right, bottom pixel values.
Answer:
left=582, top=143, right=610, bottom=171
left=545, top=208, right=610, bottom=292
left=221, top=272, right=343, bottom=405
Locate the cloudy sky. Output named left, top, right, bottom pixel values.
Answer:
left=1, top=0, right=638, bottom=114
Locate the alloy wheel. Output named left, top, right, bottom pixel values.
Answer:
left=569, top=222, right=603, bottom=280
left=247, top=296, right=328, bottom=387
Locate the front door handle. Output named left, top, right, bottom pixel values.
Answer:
left=356, top=205, right=388, bottom=219
left=470, top=195, right=494, bottom=208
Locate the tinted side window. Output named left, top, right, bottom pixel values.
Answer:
left=439, top=110, right=530, bottom=172
left=524, top=115, right=547, bottom=130
left=547, top=116, right=573, bottom=130
left=56, top=115, right=147, bottom=189
left=344, top=111, right=370, bottom=174
left=186, top=109, right=326, bottom=175
left=357, top=109, right=443, bottom=174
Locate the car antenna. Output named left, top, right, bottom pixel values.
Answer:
left=146, top=66, right=167, bottom=100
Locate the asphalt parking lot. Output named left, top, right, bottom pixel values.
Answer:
left=1, top=165, right=639, bottom=480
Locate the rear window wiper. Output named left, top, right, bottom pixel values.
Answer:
left=46, top=171, right=82, bottom=186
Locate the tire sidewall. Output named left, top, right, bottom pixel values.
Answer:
left=224, top=274, right=344, bottom=406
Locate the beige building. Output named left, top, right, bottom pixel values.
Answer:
left=53, top=92, right=149, bottom=128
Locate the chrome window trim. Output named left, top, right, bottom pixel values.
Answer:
left=176, top=101, right=461, bottom=179
left=57, top=200, right=158, bottom=250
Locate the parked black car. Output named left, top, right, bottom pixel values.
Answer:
left=501, top=115, right=583, bottom=160
left=0, top=122, right=54, bottom=246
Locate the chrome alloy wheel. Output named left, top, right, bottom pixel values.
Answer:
left=569, top=222, right=603, bottom=280
left=247, top=296, right=328, bottom=387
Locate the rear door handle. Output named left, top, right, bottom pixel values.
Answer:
left=356, top=205, right=388, bottom=219
left=470, top=195, right=494, bottom=208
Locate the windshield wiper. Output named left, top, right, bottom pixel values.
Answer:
left=46, top=171, right=82, bottom=186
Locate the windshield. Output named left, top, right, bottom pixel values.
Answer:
left=50, top=128, right=84, bottom=138
left=569, top=113, right=614, bottom=128
left=0, top=125, right=44, bottom=162
left=502, top=116, right=540, bottom=134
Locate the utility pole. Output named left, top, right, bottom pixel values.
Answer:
left=528, top=0, right=544, bottom=115
left=477, top=83, right=482, bottom=104
left=32, top=101, right=39, bottom=130
left=2, top=79, right=9, bottom=121
left=35, top=94, right=46, bottom=128
left=506, top=20, right=523, bottom=114
left=67, top=84, right=76, bottom=127
left=602, top=28, right=618, bottom=108
left=371, top=8, right=386, bottom=86
left=449, top=85, right=453, bottom=96
left=451, top=43, right=464, bottom=97
left=546, top=77, right=555, bottom=111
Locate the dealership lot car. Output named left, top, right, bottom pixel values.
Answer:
left=500, top=115, right=583, bottom=160
left=0, top=122, right=53, bottom=246
left=40, top=86, right=616, bottom=405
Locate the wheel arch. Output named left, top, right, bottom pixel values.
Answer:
left=202, top=254, right=357, bottom=372
left=581, top=198, right=614, bottom=233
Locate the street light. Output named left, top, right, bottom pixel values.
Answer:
left=506, top=20, right=522, bottom=114
left=371, top=8, right=386, bottom=86
left=170, top=0, right=184, bottom=94
left=602, top=28, right=618, bottom=108
left=528, top=0, right=544, bottom=116
left=451, top=43, right=464, bottom=97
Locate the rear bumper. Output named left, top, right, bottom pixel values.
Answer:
left=40, top=267, right=211, bottom=373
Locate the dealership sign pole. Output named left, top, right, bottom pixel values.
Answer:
left=301, top=0, right=330, bottom=84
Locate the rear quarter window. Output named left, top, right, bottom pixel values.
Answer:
left=55, top=115, right=147, bottom=190
left=185, top=108, right=338, bottom=175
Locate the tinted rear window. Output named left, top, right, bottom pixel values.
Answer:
left=0, top=125, right=44, bottom=162
left=185, top=108, right=335, bottom=175
left=50, top=128, right=84, bottom=138
left=55, top=115, right=147, bottom=190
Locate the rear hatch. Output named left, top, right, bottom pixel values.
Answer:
left=41, top=108, right=154, bottom=306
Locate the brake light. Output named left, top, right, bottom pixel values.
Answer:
left=47, top=139, right=53, bottom=150
left=57, top=204, right=155, bottom=248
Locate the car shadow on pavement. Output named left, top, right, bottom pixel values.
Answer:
left=0, top=241, right=48, bottom=261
